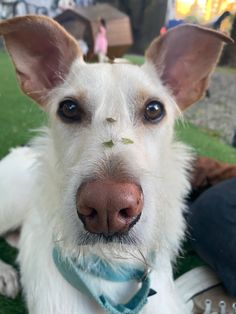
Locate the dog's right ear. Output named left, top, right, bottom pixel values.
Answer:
left=0, top=15, right=82, bottom=106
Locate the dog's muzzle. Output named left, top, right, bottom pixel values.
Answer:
left=76, top=180, right=143, bottom=236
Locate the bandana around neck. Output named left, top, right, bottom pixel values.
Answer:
left=53, top=247, right=156, bottom=314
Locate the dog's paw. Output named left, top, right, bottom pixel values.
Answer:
left=0, top=260, right=19, bottom=298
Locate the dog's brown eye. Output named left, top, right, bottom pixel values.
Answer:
left=144, top=100, right=165, bottom=123
left=58, top=99, right=82, bottom=122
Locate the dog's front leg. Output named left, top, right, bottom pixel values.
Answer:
left=0, top=147, right=37, bottom=299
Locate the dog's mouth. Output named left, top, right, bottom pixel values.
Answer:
left=77, top=210, right=141, bottom=246
left=76, top=227, right=140, bottom=246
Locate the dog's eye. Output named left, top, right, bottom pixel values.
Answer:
left=58, top=99, right=82, bottom=122
left=144, top=100, right=165, bottom=123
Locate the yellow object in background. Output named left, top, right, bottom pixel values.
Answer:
left=176, top=0, right=236, bottom=31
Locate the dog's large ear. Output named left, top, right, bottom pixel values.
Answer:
left=0, top=15, right=82, bottom=106
left=145, top=24, right=233, bottom=110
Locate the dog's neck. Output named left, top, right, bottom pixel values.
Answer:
left=53, top=247, right=157, bottom=314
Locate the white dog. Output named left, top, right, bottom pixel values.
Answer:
left=0, top=16, right=231, bottom=314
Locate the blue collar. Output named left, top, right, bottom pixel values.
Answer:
left=53, top=247, right=156, bottom=314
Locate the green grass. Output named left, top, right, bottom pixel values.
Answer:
left=0, top=51, right=46, bottom=158
left=176, top=121, right=236, bottom=163
left=124, top=54, right=145, bottom=65
left=217, top=66, right=236, bottom=75
left=0, top=51, right=235, bottom=313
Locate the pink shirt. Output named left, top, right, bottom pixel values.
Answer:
left=94, top=25, right=108, bottom=55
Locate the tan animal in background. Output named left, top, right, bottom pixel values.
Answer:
left=0, top=15, right=232, bottom=314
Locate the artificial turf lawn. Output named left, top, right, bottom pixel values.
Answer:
left=0, top=51, right=236, bottom=313
left=0, top=51, right=46, bottom=158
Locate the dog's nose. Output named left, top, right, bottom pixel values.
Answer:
left=77, top=180, right=143, bottom=235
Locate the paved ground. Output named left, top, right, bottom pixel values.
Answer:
left=184, top=69, right=236, bottom=146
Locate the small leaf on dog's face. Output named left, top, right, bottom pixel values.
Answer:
left=103, top=140, right=115, bottom=148
left=121, top=138, right=134, bottom=144
left=106, top=117, right=117, bottom=123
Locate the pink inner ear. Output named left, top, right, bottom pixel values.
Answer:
left=11, top=43, right=61, bottom=95
left=1, top=16, right=81, bottom=105
left=146, top=24, right=232, bottom=110
left=162, top=53, right=211, bottom=108
left=7, top=30, right=75, bottom=100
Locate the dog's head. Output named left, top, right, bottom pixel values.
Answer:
left=0, top=16, right=232, bottom=260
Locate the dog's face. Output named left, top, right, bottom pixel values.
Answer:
left=0, top=16, right=231, bottom=260
left=49, top=61, right=180, bottom=252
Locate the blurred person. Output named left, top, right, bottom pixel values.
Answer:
left=94, top=18, right=108, bottom=63
left=175, top=156, right=236, bottom=312
left=187, top=156, right=236, bottom=297
left=166, top=18, right=184, bottom=30
left=160, top=26, right=167, bottom=35
left=160, top=19, right=184, bottom=35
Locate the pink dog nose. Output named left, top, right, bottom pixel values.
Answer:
left=77, top=180, right=143, bottom=235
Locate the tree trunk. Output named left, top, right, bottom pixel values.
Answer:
left=220, top=16, right=236, bottom=67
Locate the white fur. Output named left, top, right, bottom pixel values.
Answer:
left=0, top=60, right=192, bottom=313
left=0, top=146, right=39, bottom=235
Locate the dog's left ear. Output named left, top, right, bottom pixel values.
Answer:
left=0, top=15, right=82, bottom=106
left=145, top=24, right=233, bottom=110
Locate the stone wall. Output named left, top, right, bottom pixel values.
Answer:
left=185, top=70, right=236, bottom=145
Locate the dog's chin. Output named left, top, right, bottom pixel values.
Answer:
left=77, top=230, right=139, bottom=246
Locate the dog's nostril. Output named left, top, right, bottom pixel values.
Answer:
left=119, top=208, right=132, bottom=219
left=87, top=208, right=97, bottom=218
left=77, top=207, right=98, bottom=225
